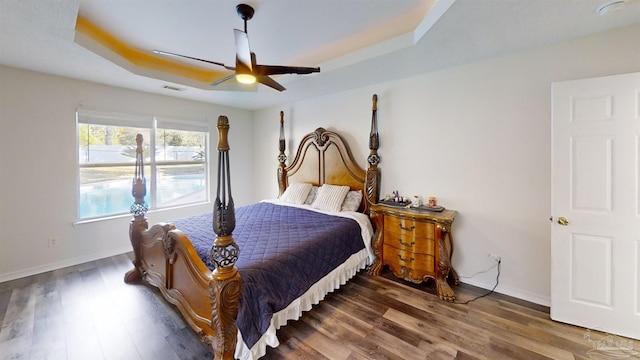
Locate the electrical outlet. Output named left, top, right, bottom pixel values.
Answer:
left=488, top=253, right=501, bottom=262
left=48, top=237, right=59, bottom=248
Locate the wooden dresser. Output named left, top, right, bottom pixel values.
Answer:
left=368, top=203, right=459, bottom=302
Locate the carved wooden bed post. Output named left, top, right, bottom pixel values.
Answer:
left=124, top=134, right=149, bottom=283
left=209, top=116, right=241, bottom=360
left=277, top=111, right=287, bottom=196
left=366, top=94, right=381, bottom=205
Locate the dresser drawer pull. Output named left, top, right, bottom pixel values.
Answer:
left=397, top=254, right=414, bottom=263
left=398, top=224, right=415, bottom=231
left=397, top=238, right=415, bottom=247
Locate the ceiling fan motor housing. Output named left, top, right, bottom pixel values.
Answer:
left=236, top=4, right=254, bottom=21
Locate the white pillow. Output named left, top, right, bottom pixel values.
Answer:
left=304, top=186, right=319, bottom=205
left=311, top=184, right=350, bottom=212
left=280, top=183, right=313, bottom=205
left=341, top=190, right=363, bottom=212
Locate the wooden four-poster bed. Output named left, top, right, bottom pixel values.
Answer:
left=124, top=95, right=381, bottom=359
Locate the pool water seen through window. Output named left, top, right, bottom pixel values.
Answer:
left=77, top=110, right=210, bottom=220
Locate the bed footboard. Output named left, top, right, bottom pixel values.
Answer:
left=126, top=221, right=242, bottom=358
left=127, top=222, right=216, bottom=337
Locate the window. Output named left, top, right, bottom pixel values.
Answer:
left=77, top=110, right=209, bottom=220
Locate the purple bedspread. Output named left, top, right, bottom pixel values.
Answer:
left=170, top=202, right=364, bottom=348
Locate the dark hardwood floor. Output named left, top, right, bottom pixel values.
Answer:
left=0, top=253, right=636, bottom=360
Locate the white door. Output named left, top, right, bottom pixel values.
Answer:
left=551, top=72, right=640, bottom=340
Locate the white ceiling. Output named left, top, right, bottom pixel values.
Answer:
left=1, top=0, right=639, bottom=110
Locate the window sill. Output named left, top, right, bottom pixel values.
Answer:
left=72, top=201, right=211, bottom=226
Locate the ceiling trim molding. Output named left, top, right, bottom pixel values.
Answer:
left=319, top=0, right=455, bottom=72
left=74, top=16, right=239, bottom=89
left=414, top=0, right=456, bottom=43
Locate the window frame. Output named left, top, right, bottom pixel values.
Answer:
left=76, top=109, right=210, bottom=221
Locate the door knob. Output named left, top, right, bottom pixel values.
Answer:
left=557, top=217, right=569, bottom=226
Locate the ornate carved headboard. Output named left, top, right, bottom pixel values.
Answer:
left=276, top=95, right=380, bottom=213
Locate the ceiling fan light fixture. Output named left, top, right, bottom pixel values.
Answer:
left=236, top=73, right=256, bottom=84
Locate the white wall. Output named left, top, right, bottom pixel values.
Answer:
left=0, top=67, right=254, bottom=281
left=253, top=24, right=640, bottom=305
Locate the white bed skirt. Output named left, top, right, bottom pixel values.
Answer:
left=234, top=249, right=370, bottom=360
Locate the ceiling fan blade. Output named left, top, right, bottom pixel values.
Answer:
left=256, top=75, right=286, bottom=92
left=255, top=64, right=320, bottom=76
left=153, top=49, right=235, bottom=70
left=234, top=29, right=252, bottom=71
left=211, top=74, right=236, bottom=86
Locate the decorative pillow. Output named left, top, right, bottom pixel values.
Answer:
left=341, top=190, right=363, bottom=212
left=311, top=184, right=350, bottom=212
left=304, top=186, right=319, bottom=205
left=280, top=183, right=313, bottom=205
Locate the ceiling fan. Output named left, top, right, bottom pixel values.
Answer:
left=154, top=4, right=320, bottom=91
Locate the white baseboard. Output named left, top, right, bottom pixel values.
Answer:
left=0, top=247, right=133, bottom=283
left=2, top=249, right=553, bottom=308
left=461, top=278, right=551, bottom=307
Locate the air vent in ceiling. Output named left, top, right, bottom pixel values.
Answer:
left=162, top=84, right=186, bottom=91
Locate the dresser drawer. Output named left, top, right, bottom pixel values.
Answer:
left=382, top=228, right=435, bottom=254
left=384, top=215, right=435, bottom=239
left=382, top=244, right=435, bottom=274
